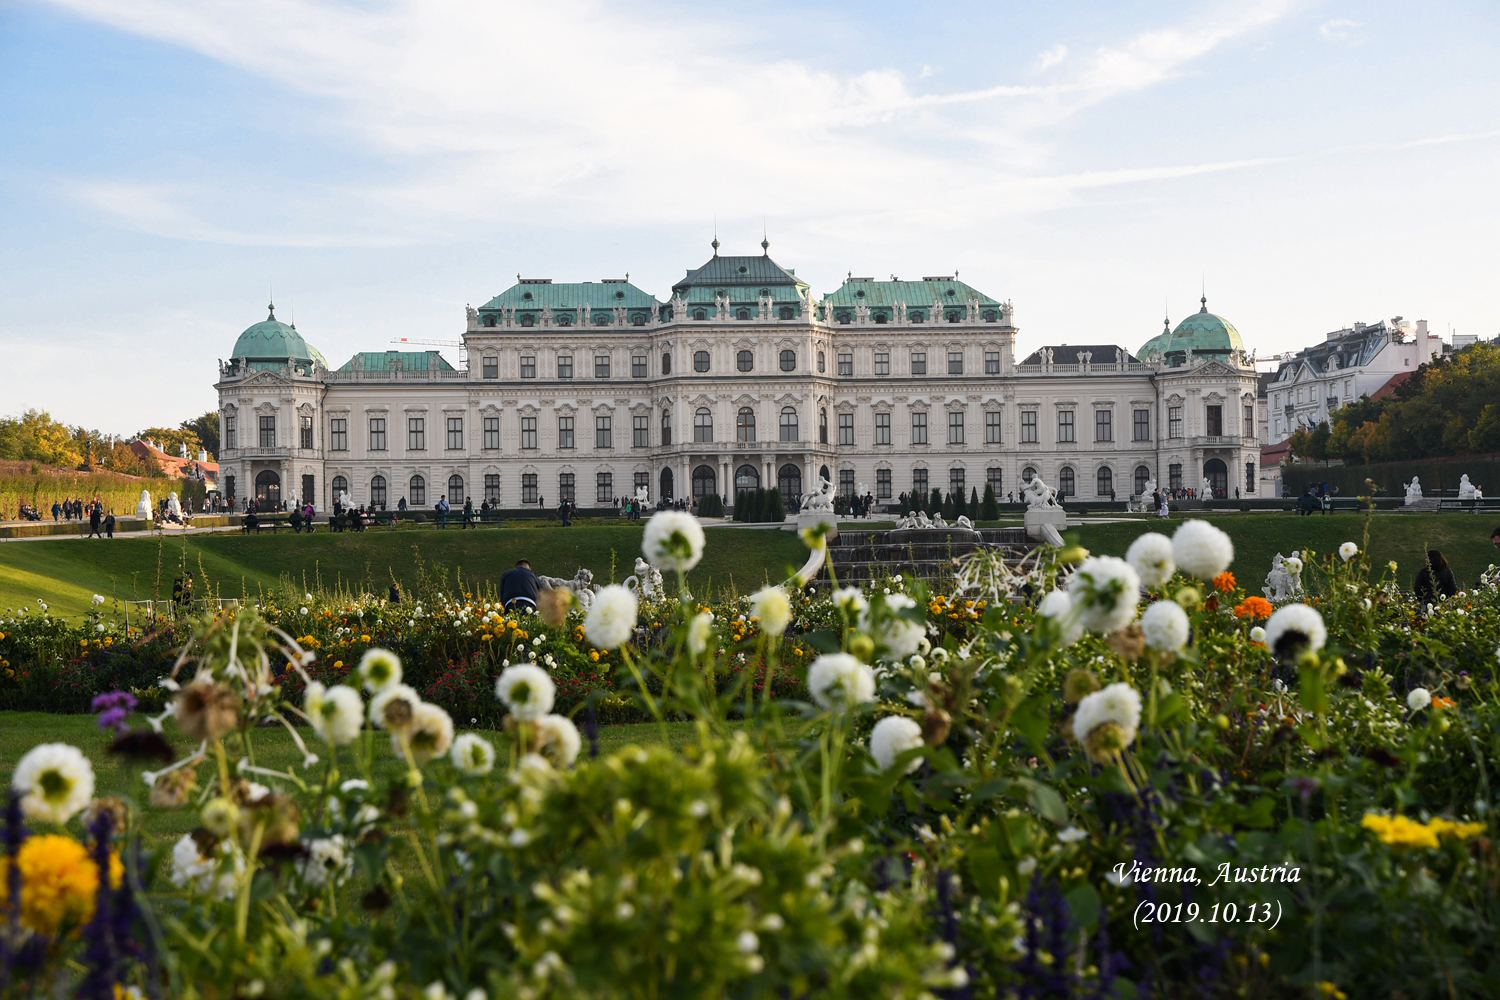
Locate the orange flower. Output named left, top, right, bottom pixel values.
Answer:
left=1233, top=597, right=1273, bottom=621
left=1432, top=696, right=1455, bottom=710
left=1212, top=572, right=1237, bottom=593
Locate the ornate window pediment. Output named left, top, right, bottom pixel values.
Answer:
left=253, top=401, right=278, bottom=415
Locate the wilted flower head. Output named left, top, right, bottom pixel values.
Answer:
left=806, top=653, right=876, bottom=711
left=642, top=510, right=705, bottom=574
left=1125, top=532, right=1175, bottom=588
left=12, top=742, right=95, bottom=824
left=1140, top=600, right=1190, bottom=652
left=400, top=703, right=454, bottom=765
left=368, top=683, right=422, bottom=733
left=174, top=680, right=242, bottom=742
left=1171, top=520, right=1235, bottom=579
left=1339, top=542, right=1359, bottom=562
left=305, top=683, right=364, bottom=746
left=584, top=585, right=638, bottom=650
left=1062, top=668, right=1100, bottom=705
left=1263, top=603, right=1326, bottom=661
left=535, top=714, right=582, bottom=769
left=495, top=664, right=556, bottom=720
left=1066, top=556, right=1140, bottom=634
left=357, top=649, right=403, bottom=693
left=686, top=612, right=713, bottom=656
left=451, top=733, right=496, bottom=776
left=869, top=716, right=924, bottom=774
left=538, top=586, right=574, bottom=628
left=749, top=586, right=792, bottom=637
left=147, top=767, right=197, bottom=808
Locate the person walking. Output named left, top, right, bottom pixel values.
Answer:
left=88, top=503, right=103, bottom=538
left=463, top=496, right=475, bottom=528
left=1414, top=549, right=1459, bottom=603
left=104, top=509, right=115, bottom=538
left=435, top=496, right=449, bottom=529
left=51, top=500, right=61, bottom=522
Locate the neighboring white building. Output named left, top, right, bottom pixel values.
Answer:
left=214, top=245, right=1262, bottom=512
left=1264, top=317, right=1441, bottom=444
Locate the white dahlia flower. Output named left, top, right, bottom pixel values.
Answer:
left=297, top=835, right=352, bottom=888
left=869, top=716, right=924, bottom=774
left=686, top=611, right=713, bottom=656
left=831, top=587, right=868, bottom=617
left=585, top=585, right=638, bottom=650
left=305, top=683, right=363, bottom=746
left=357, top=648, right=403, bottom=693
left=749, top=586, right=792, bottom=637
left=1283, top=556, right=1303, bottom=576
left=451, top=733, right=496, bottom=776
left=859, top=593, right=924, bottom=658
left=1339, top=542, right=1358, bottom=562
left=1038, top=589, right=1084, bottom=647
left=642, top=510, right=705, bottom=574
left=1066, top=556, right=1141, bottom=634
left=1125, top=532, right=1176, bottom=588
left=1139, top=600, right=1190, bottom=652
left=368, top=683, right=422, bottom=732
left=805, top=653, right=877, bottom=711
left=1263, top=603, right=1326, bottom=660
left=536, top=714, right=582, bottom=769
left=1406, top=687, right=1432, bottom=712
left=399, top=703, right=454, bottom=765
left=1070, top=682, right=1142, bottom=761
left=170, top=832, right=241, bottom=899
left=12, top=742, right=94, bottom=824
left=495, top=664, right=556, bottom=720
left=1171, top=520, right=1234, bottom=580
left=1249, top=626, right=1266, bottom=643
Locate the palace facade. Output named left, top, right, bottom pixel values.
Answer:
left=214, top=244, right=1261, bottom=512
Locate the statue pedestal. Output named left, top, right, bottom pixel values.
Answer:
left=1024, top=506, right=1067, bottom=546
left=785, top=510, right=839, bottom=541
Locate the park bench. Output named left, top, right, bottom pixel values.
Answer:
left=241, top=515, right=290, bottom=534
left=1440, top=499, right=1500, bottom=514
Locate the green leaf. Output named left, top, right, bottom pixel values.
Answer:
left=968, top=846, right=1004, bottom=900
left=971, top=778, right=1012, bottom=805
left=1237, top=796, right=1276, bottom=828
left=1064, top=883, right=1101, bottom=930
left=1011, top=696, right=1051, bottom=750
left=1018, top=777, right=1068, bottom=825
left=1156, top=692, right=1188, bottom=728
left=804, top=629, right=843, bottom=654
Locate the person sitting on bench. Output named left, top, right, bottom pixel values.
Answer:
left=500, top=559, right=539, bottom=613
left=290, top=507, right=304, bottom=533
left=243, top=510, right=260, bottom=533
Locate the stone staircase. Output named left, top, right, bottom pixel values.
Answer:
left=821, top=527, right=1033, bottom=587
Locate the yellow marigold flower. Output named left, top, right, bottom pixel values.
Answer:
left=1361, top=813, right=1439, bottom=849
left=481, top=634, right=493, bottom=642
left=360, top=634, right=371, bottom=642
left=1427, top=817, right=1486, bottom=840
left=590, top=651, right=600, bottom=661
left=0, top=835, right=122, bottom=935
left=80, top=640, right=89, bottom=648
left=1315, top=982, right=1347, bottom=1000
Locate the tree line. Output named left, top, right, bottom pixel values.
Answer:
left=0, top=408, right=220, bottom=475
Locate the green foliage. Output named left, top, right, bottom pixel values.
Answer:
left=766, top=487, right=785, bottom=522
left=180, top=409, right=221, bottom=459
left=697, top=493, right=723, bottom=517
left=981, top=482, right=1000, bottom=520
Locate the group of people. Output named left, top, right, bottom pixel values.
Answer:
left=50, top=497, right=101, bottom=521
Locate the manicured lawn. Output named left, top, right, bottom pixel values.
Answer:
left=1068, top=511, right=1500, bottom=591
left=0, top=523, right=810, bottom=617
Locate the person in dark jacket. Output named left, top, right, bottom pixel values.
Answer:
left=500, top=559, right=540, bottom=612
left=1414, top=549, right=1459, bottom=604
left=88, top=504, right=103, bottom=538
left=104, top=510, right=115, bottom=538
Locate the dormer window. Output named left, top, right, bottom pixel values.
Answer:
left=693, top=309, right=707, bottom=321
left=632, top=313, right=646, bottom=326
left=874, top=312, right=887, bottom=324
left=837, top=312, right=850, bottom=325
left=556, top=314, right=572, bottom=326
left=522, top=292, right=533, bottom=301
left=945, top=311, right=960, bottom=323
left=910, top=311, right=924, bottom=323
left=483, top=315, right=496, bottom=327
left=520, top=314, right=535, bottom=327
left=982, top=310, right=997, bottom=322
left=736, top=308, right=750, bottom=320
left=778, top=306, right=794, bottom=320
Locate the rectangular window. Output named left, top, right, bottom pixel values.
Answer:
left=258, top=415, right=275, bottom=449
left=595, top=355, right=610, bottom=379
left=484, top=474, right=500, bottom=503
left=299, top=415, right=313, bottom=450
left=661, top=413, right=672, bottom=445
left=1057, top=410, right=1074, bottom=443
left=634, top=472, right=649, bottom=495
left=875, top=412, right=891, bottom=445
left=876, top=468, right=891, bottom=498
left=838, top=413, right=854, bottom=446
left=482, top=356, right=498, bottom=379
left=558, top=416, right=574, bottom=449
left=1206, top=405, right=1223, bottom=437
left=302, top=474, right=315, bottom=507
left=1246, top=462, right=1256, bottom=493
left=984, top=351, right=1000, bottom=375
left=840, top=468, right=855, bottom=495
left=407, top=417, right=425, bottom=450
left=521, top=473, right=538, bottom=504
left=948, top=411, right=965, bottom=445
left=632, top=355, right=647, bottom=378
left=330, top=418, right=347, bottom=451
left=948, top=351, right=963, bottom=375
left=225, top=474, right=235, bottom=499
left=520, top=416, right=537, bottom=450
left=874, top=352, right=889, bottom=376
left=950, top=467, right=965, bottom=496
left=911, top=412, right=928, bottom=445
left=1169, top=463, right=1182, bottom=490
left=985, top=411, right=1001, bottom=445
left=838, top=353, right=853, bottom=376
left=1168, top=406, right=1183, bottom=439
left=596, top=472, right=613, bottom=503
left=447, top=417, right=463, bottom=450
left=557, top=356, right=573, bottom=379
left=912, top=467, right=928, bottom=497
left=1133, top=409, right=1150, bottom=441
left=483, top=416, right=499, bottom=450
left=1095, top=410, right=1112, bottom=443
left=558, top=473, right=575, bottom=503
left=1021, top=410, right=1037, bottom=443
left=596, top=416, right=612, bottom=449
left=633, top=415, right=649, bottom=448
left=987, top=467, right=1003, bottom=494
left=224, top=415, right=236, bottom=450
left=369, top=418, right=386, bottom=451
left=1244, top=404, right=1255, bottom=437
left=911, top=352, right=926, bottom=375
left=520, top=356, right=536, bottom=379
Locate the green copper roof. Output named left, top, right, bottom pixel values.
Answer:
left=336, top=351, right=456, bottom=372
left=671, top=251, right=807, bottom=296
left=1160, top=297, right=1243, bottom=357
left=230, top=305, right=327, bottom=367
left=478, top=279, right=659, bottom=313
left=821, top=277, right=1001, bottom=308
left=1138, top=317, right=1175, bottom=360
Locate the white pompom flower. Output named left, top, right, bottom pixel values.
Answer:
left=1066, top=556, right=1141, bottom=634
left=1038, top=589, right=1084, bottom=646
left=1283, top=556, right=1303, bottom=576
left=170, top=832, right=241, bottom=899
left=859, top=593, right=925, bottom=658
left=451, top=733, right=496, bottom=776
left=400, top=703, right=455, bottom=765
left=1125, top=532, right=1176, bottom=588
left=1069, top=682, right=1142, bottom=762
left=1263, top=603, right=1326, bottom=660
left=686, top=611, right=713, bottom=656
left=642, top=510, right=706, bottom=574
left=749, top=586, right=792, bottom=637
left=1339, top=542, right=1358, bottom=562
left=536, top=714, right=582, bottom=769
left=585, top=585, right=638, bottom=650
left=368, top=683, right=422, bottom=732
left=869, top=716, right=925, bottom=774
left=1139, top=600, right=1190, bottom=652
left=12, top=742, right=95, bottom=825
left=297, top=835, right=352, bottom=888
left=1171, top=520, right=1234, bottom=580
left=831, top=587, right=868, bottom=617
left=495, top=664, right=556, bottom=720
left=1406, top=687, right=1431, bottom=713
left=357, top=648, right=403, bottom=693
left=805, top=653, right=876, bottom=711
left=305, top=683, right=364, bottom=746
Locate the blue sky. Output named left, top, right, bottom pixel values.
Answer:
left=2, top=0, right=1497, bottom=433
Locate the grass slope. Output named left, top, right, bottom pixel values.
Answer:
left=0, top=524, right=809, bottom=616
left=1068, top=512, right=1500, bottom=591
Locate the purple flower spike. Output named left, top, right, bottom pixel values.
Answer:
left=91, top=691, right=138, bottom=733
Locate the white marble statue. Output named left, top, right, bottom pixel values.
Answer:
left=136, top=489, right=153, bottom=520
left=624, top=556, right=664, bottom=600
left=1140, top=477, right=1157, bottom=501
left=955, top=515, right=976, bottom=531
left=337, top=490, right=353, bottom=510
left=285, top=489, right=297, bottom=509
left=1263, top=553, right=1303, bottom=602
left=1405, top=477, right=1423, bottom=505
left=164, top=492, right=183, bottom=521
left=466, top=304, right=479, bottom=326
left=1022, top=475, right=1059, bottom=509
left=931, top=512, right=949, bottom=528
left=1458, top=474, right=1479, bottom=500
left=1198, top=477, right=1214, bottom=501
left=635, top=484, right=649, bottom=505
left=538, top=568, right=599, bottom=609
left=801, top=476, right=836, bottom=512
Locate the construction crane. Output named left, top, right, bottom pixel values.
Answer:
left=389, top=336, right=466, bottom=364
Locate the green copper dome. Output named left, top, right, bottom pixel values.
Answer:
left=1138, top=315, right=1175, bottom=361
left=1160, top=296, right=1242, bottom=359
left=230, top=304, right=328, bottom=369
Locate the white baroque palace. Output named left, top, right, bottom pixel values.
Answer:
left=215, top=244, right=1261, bottom=512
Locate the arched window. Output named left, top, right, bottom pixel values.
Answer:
left=254, top=470, right=281, bottom=507
left=778, top=306, right=794, bottom=320
left=737, top=350, right=753, bottom=372
left=694, top=407, right=713, bottom=443
left=819, top=408, right=828, bottom=444
left=331, top=475, right=348, bottom=499
left=661, top=409, right=672, bottom=445
left=778, top=464, right=802, bottom=508
left=1022, top=466, right=1037, bottom=483
left=1096, top=466, right=1113, bottom=498
left=660, top=467, right=674, bottom=500
left=1204, top=458, right=1228, bottom=498
left=737, top=407, right=756, bottom=442
left=780, top=350, right=796, bottom=372
left=1057, top=467, right=1074, bottom=498
left=736, top=308, right=750, bottom=320
left=735, top=465, right=760, bottom=491
left=694, top=351, right=710, bottom=373
left=409, top=474, right=426, bottom=506
left=448, top=474, right=465, bottom=503
left=1135, top=465, right=1152, bottom=495
left=367, top=476, right=384, bottom=508
left=819, top=464, right=831, bottom=485
left=779, top=407, right=798, bottom=442
left=692, top=465, right=717, bottom=498
left=632, top=313, right=646, bottom=326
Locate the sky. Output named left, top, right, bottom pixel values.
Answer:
left=1, top=0, right=1498, bottom=435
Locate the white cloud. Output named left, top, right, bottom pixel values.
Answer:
left=1036, top=44, right=1068, bottom=71
left=1318, top=18, right=1364, bottom=45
